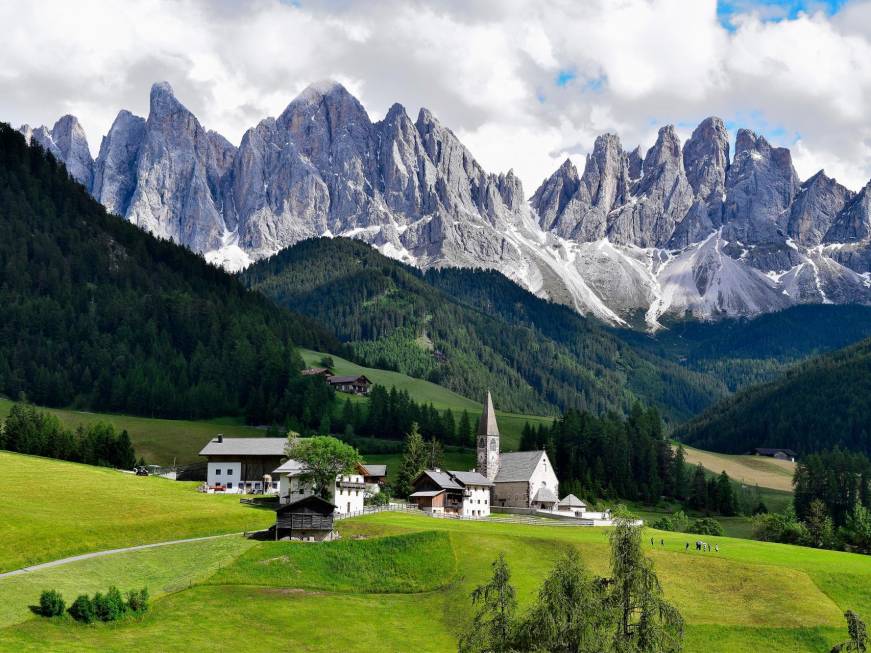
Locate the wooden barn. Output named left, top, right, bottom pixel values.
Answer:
left=273, top=495, right=337, bottom=541
left=327, top=374, right=372, bottom=395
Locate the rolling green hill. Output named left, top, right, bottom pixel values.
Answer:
left=241, top=237, right=725, bottom=422
left=1, top=508, right=868, bottom=652
left=679, top=337, right=871, bottom=456
left=0, top=451, right=272, bottom=572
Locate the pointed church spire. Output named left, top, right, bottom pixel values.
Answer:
left=478, top=391, right=500, bottom=437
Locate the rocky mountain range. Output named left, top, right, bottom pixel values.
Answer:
left=19, top=81, right=871, bottom=329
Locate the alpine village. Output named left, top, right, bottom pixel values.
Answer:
left=2, top=3, right=871, bottom=652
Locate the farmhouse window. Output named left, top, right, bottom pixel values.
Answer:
left=216, top=469, right=222, bottom=475
left=227, top=483, right=233, bottom=489
left=226, top=469, right=233, bottom=475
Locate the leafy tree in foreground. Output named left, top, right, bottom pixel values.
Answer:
left=458, top=553, right=517, bottom=653
left=609, top=509, right=684, bottom=653
left=831, top=611, right=868, bottom=653
left=518, top=551, right=611, bottom=653
left=395, top=423, right=428, bottom=499
left=285, top=435, right=361, bottom=498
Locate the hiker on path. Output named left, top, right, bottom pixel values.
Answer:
left=660, top=538, right=664, bottom=547
left=715, top=544, right=719, bottom=553
left=685, top=542, right=689, bottom=552
left=651, top=537, right=655, bottom=546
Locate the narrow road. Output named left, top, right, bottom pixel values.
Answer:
left=0, top=532, right=244, bottom=579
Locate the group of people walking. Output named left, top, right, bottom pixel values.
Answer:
left=650, top=537, right=719, bottom=553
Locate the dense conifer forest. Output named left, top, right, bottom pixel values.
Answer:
left=241, top=237, right=725, bottom=421
left=620, top=304, right=871, bottom=391
left=0, top=124, right=340, bottom=424
left=678, top=337, right=871, bottom=457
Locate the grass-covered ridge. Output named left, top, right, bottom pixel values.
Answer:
left=209, top=531, right=456, bottom=593
left=1, top=512, right=868, bottom=652
left=0, top=451, right=272, bottom=572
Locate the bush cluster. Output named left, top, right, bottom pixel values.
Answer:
left=651, top=511, right=725, bottom=536
left=37, top=587, right=148, bottom=624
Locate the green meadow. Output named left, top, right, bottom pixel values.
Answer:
left=0, top=454, right=867, bottom=653
left=0, top=452, right=273, bottom=572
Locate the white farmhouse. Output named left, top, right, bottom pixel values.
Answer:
left=273, top=459, right=367, bottom=516
left=476, top=392, right=560, bottom=509
left=408, top=469, right=493, bottom=517
left=198, top=436, right=286, bottom=493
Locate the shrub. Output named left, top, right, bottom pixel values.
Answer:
left=37, top=590, right=65, bottom=617
left=651, top=510, right=689, bottom=533
left=126, top=588, right=149, bottom=614
left=68, top=594, right=95, bottom=623
left=688, top=517, right=724, bottom=536
left=92, top=587, right=127, bottom=622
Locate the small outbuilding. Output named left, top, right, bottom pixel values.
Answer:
left=273, top=495, right=337, bottom=541
left=531, top=485, right=559, bottom=511
left=753, top=447, right=797, bottom=462
left=557, top=494, right=587, bottom=514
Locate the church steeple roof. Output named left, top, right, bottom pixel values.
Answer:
left=478, top=391, right=500, bottom=437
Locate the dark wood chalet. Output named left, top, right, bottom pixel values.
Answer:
left=327, top=374, right=372, bottom=395
left=273, top=495, right=337, bottom=541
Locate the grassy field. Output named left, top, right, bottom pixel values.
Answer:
left=301, top=348, right=555, bottom=449
left=0, top=397, right=263, bottom=466
left=0, top=536, right=255, bottom=628
left=681, top=444, right=796, bottom=492
left=0, top=452, right=273, bottom=572
left=1, top=512, right=867, bottom=651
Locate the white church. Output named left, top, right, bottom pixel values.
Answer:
left=476, top=392, right=561, bottom=510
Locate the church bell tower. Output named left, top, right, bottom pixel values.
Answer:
left=477, top=391, right=500, bottom=482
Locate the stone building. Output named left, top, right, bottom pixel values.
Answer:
left=476, top=392, right=559, bottom=509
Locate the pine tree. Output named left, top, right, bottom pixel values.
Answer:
left=673, top=444, right=687, bottom=500
left=458, top=553, right=517, bottom=653
left=458, top=410, right=473, bottom=448
left=395, top=423, right=428, bottom=498
left=689, top=464, right=708, bottom=511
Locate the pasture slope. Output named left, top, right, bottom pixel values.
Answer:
left=681, top=444, right=796, bottom=493
left=0, top=452, right=868, bottom=652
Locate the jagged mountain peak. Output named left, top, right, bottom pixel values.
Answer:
left=26, top=82, right=871, bottom=329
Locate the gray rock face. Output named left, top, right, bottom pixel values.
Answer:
left=824, top=182, right=871, bottom=243
left=723, top=129, right=800, bottom=245
left=26, top=81, right=871, bottom=328
left=19, top=115, right=94, bottom=189
left=92, top=110, right=146, bottom=216
left=788, top=171, right=853, bottom=245
left=607, top=125, right=695, bottom=248
left=124, top=82, right=231, bottom=253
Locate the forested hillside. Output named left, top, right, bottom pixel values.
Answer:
left=0, top=124, right=339, bottom=423
left=241, top=237, right=725, bottom=420
left=679, top=337, right=871, bottom=456
left=621, top=305, right=871, bottom=391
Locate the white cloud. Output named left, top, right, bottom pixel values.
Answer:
left=1, top=0, right=871, bottom=193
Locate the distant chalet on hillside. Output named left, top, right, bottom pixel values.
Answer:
left=301, top=367, right=333, bottom=378
left=753, top=447, right=797, bottom=462
left=326, top=374, right=372, bottom=395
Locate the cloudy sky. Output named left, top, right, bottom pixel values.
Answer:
left=1, top=0, right=870, bottom=192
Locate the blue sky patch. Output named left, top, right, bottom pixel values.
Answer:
left=555, top=69, right=576, bottom=87
left=717, top=0, right=848, bottom=29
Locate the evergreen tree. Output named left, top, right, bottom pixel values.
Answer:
left=672, top=444, right=688, bottom=500
left=608, top=509, right=684, bottom=652
left=716, top=471, right=736, bottom=516
left=689, top=464, right=708, bottom=511
left=458, top=410, right=473, bottom=448
left=458, top=553, right=517, bottom=653
left=395, top=423, right=427, bottom=498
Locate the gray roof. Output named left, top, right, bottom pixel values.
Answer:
left=328, top=375, right=370, bottom=384
left=532, top=486, right=558, bottom=504
left=559, top=494, right=586, bottom=508
left=273, top=459, right=306, bottom=475
left=363, top=464, right=387, bottom=477
left=478, top=391, right=500, bottom=437
left=199, top=437, right=287, bottom=457
left=494, top=451, right=545, bottom=483
left=449, top=470, right=493, bottom=487
left=409, top=490, right=445, bottom=498
left=419, top=470, right=463, bottom=490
